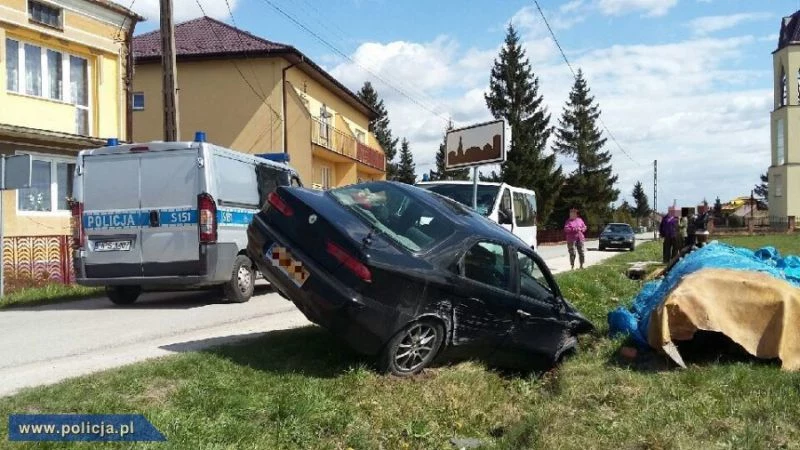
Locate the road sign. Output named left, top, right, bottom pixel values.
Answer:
left=445, top=119, right=506, bottom=170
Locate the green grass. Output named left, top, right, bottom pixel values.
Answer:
left=0, top=283, right=101, bottom=309
left=1, top=235, right=799, bottom=449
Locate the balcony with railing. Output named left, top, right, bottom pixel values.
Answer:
left=311, top=116, right=385, bottom=171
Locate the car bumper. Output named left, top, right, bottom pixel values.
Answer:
left=247, top=216, right=396, bottom=356
left=600, top=239, right=634, bottom=248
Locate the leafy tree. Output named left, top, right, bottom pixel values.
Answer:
left=631, top=181, right=650, bottom=224
left=396, top=138, right=416, bottom=184
left=429, top=121, right=469, bottom=181
left=552, top=69, right=619, bottom=229
left=713, top=196, right=723, bottom=218
left=357, top=81, right=398, bottom=179
left=485, top=24, right=563, bottom=225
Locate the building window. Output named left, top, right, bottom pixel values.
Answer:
left=776, top=118, right=785, bottom=165
left=24, top=43, right=42, bottom=96
left=355, top=129, right=365, bottom=143
left=321, top=166, right=332, bottom=189
left=132, top=92, right=145, bottom=110
left=319, top=105, right=332, bottom=143
left=6, top=38, right=91, bottom=135
left=17, top=156, right=75, bottom=213
left=6, top=39, right=19, bottom=92
left=28, top=1, right=62, bottom=29
left=774, top=174, right=783, bottom=197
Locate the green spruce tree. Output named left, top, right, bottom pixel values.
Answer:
left=357, top=81, right=399, bottom=179
left=632, top=181, right=650, bottom=225
left=552, top=69, right=619, bottom=229
left=485, top=24, right=563, bottom=225
left=396, top=138, right=416, bottom=184
left=429, top=121, right=469, bottom=181
left=754, top=172, right=768, bottom=205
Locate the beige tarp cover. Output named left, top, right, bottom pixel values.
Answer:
left=647, top=268, right=800, bottom=370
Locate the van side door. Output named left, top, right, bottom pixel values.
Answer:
left=512, top=189, right=538, bottom=248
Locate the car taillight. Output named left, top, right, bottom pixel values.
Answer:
left=198, top=193, right=217, bottom=243
left=70, top=201, right=85, bottom=249
left=326, top=240, right=371, bottom=283
left=268, top=191, right=293, bottom=216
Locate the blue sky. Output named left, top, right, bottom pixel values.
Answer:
left=131, top=0, right=800, bottom=211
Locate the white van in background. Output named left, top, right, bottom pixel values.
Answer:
left=416, top=181, right=538, bottom=250
left=71, top=135, right=301, bottom=305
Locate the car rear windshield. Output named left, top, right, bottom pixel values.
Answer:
left=605, top=224, right=632, bottom=233
left=417, top=183, right=499, bottom=216
left=328, top=183, right=454, bottom=253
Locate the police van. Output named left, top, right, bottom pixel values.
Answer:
left=416, top=180, right=539, bottom=250
left=71, top=134, right=301, bottom=305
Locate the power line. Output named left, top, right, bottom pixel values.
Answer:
left=258, top=0, right=451, bottom=124
left=223, top=0, right=269, bottom=100
left=532, top=0, right=640, bottom=166
left=193, top=0, right=282, bottom=122
left=114, top=0, right=137, bottom=41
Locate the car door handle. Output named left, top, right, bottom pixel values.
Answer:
left=517, top=309, right=531, bottom=318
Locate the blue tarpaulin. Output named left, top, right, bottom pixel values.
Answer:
left=608, top=241, right=800, bottom=347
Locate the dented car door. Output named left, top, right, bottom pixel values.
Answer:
left=448, top=241, right=519, bottom=358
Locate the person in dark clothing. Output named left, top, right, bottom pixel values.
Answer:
left=659, top=208, right=679, bottom=263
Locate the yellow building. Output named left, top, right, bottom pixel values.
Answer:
left=0, top=0, right=141, bottom=238
left=131, top=17, right=386, bottom=189
left=770, top=11, right=800, bottom=224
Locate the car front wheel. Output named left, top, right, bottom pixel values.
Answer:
left=378, top=319, right=444, bottom=376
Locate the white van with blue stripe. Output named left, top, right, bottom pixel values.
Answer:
left=71, top=134, right=301, bottom=305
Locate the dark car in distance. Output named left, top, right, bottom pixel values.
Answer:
left=247, top=181, right=593, bottom=376
left=599, top=223, right=636, bottom=251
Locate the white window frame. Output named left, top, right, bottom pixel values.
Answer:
left=320, top=165, right=332, bottom=189
left=6, top=37, right=92, bottom=136
left=14, top=151, right=76, bottom=216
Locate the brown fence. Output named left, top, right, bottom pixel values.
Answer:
left=2, top=235, right=73, bottom=287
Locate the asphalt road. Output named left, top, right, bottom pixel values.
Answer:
left=0, top=233, right=653, bottom=397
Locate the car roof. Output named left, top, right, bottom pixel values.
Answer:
left=416, top=180, right=502, bottom=187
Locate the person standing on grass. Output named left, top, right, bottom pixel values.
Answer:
left=678, top=208, right=689, bottom=250
left=564, top=207, right=587, bottom=270
left=659, top=208, right=679, bottom=263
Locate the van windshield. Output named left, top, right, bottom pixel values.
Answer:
left=416, top=183, right=499, bottom=216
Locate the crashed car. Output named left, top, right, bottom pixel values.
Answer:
left=247, top=181, right=593, bottom=376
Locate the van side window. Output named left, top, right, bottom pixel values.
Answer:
left=513, top=192, right=537, bottom=226
left=500, top=189, right=511, bottom=214
left=256, top=165, right=283, bottom=208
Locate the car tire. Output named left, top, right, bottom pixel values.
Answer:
left=629, top=243, right=636, bottom=251
left=224, top=255, right=255, bottom=303
left=599, top=245, right=606, bottom=251
left=377, top=319, right=444, bottom=376
left=106, top=285, right=141, bottom=305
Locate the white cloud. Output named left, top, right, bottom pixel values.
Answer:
left=132, top=0, right=239, bottom=23
left=689, top=12, right=773, bottom=36
left=597, top=0, right=678, bottom=17
left=326, top=5, right=770, bottom=210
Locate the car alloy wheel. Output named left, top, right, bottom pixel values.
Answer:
left=379, top=320, right=444, bottom=376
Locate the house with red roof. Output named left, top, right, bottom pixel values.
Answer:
left=131, top=16, right=385, bottom=189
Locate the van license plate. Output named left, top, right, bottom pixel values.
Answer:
left=95, top=240, right=132, bottom=252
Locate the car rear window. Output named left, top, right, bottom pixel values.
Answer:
left=329, top=183, right=454, bottom=253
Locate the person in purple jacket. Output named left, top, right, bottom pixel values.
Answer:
left=564, top=207, right=587, bottom=270
left=659, top=208, right=679, bottom=263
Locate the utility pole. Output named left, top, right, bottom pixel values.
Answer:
left=160, top=0, right=179, bottom=141
left=653, top=159, right=658, bottom=240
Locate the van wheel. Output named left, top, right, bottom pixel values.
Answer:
left=224, top=255, right=255, bottom=303
left=106, top=286, right=141, bottom=305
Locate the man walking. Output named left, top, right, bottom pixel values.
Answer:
left=564, top=207, right=587, bottom=270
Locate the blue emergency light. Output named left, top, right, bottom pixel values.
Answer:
left=106, top=138, right=119, bottom=146
left=194, top=131, right=207, bottom=142
left=256, top=153, right=291, bottom=163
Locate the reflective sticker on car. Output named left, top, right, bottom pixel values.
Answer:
left=267, top=244, right=310, bottom=287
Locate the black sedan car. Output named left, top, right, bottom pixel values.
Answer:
left=247, top=181, right=593, bottom=376
left=599, top=223, right=636, bottom=251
